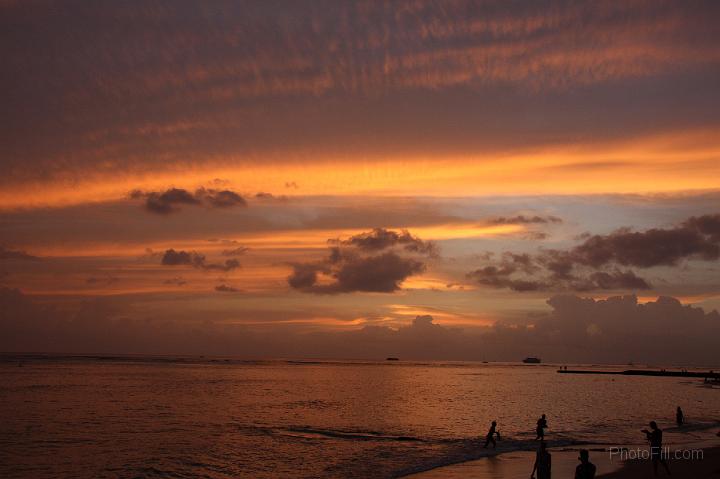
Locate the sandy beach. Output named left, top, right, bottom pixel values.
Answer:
left=406, top=443, right=720, bottom=479
left=598, top=445, right=720, bottom=478
left=405, top=447, right=620, bottom=479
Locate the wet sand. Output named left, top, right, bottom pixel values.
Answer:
left=406, top=444, right=720, bottom=478
left=598, top=445, right=720, bottom=478
left=405, top=447, right=621, bottom=478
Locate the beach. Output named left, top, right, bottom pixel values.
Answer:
left=599, top=445, right=720, bottom=478
left=406, top=442, right=720, bottom=478
left=406, top=447, right=622, bottom=478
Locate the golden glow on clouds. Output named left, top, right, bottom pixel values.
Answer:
left=2, top=127, right=719, bottom=210
left=25, top=223, right=524, bottom=258
left=388, top=304, right=495, bottom=327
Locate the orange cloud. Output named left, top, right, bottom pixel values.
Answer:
left=1, top=127, right=719, bottom=210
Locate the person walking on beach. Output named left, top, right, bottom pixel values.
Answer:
left=574, top=449, right=596, bottom=479
left=536, top=414, right=548, bottom=440
left=642, top=421, right=671, bottom=476
left=530, top=441, right=551, bottom=479
left=676, top=406, right=684, bottom=427
left=483, top=420, right=500, bottom=448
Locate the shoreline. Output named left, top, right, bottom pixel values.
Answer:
left=403, top=439, right=720, bottom=479
left=402, top=444, right=623, bottom=478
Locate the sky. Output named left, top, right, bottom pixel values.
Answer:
left=2, top=0, right=720, bottom=364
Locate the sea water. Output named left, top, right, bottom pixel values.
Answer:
left=1, top=356, right=718, bottom=478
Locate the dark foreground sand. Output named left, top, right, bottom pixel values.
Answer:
left=406, top=445, right=720, bottom=478
left=598, top=446, right=720, bottom=478
left=406, top=448, right=621, bottom=478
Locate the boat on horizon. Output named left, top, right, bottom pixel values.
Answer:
left=522, top=357, right=541, bottom=364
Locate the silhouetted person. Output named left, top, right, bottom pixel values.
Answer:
left=531, top=441, right=551, bottom=479
left=575, top=449, right=596, bottom=479
left=484, top=420, right=500, bottom=448
left=536, top=414, right=548, bottom=440
left=676, top=407, right=684, bottom=427
left=642, top=421, right=670, bottom=476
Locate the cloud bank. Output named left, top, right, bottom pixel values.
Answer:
left=468, top=214, right=720, bottom=292
left=3, top=0, right=720, bottom=203
left=1, top=288, right=718, bottom=365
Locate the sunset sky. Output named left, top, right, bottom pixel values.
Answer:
left=2, top=0, right=719, bottom=363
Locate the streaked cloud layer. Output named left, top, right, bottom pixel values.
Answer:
left=2, top=0, right=720, bottom=207
left=2, top=1, right=719, bottom=360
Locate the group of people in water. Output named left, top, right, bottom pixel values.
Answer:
left=482, top=408, right=685, bottom=478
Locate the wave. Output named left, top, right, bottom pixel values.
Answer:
left=394, top=422, right=720, bottom=477
left=244, top=423, right=600, bottom=477
left=272, top=426, right=425, bottom=442
left=394, top=436, right=592, bottom=477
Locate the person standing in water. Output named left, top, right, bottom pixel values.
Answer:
left=575, top=449, right=596, bottom=479
left=642, top=421, right=671, bottom=476
left=536, top=414, right=548, bottom=440
left=530, top=441, right=551, bottom=479
left=676, top=406, right=684, bottom=427
left=483, top=420, right=500, bottom=448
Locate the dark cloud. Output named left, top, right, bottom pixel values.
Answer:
left=0, top=246, right=38, bottom=261
left=466, top=252, right=546, bottom=292
left=559, top=213, right=720, bottom=269
left=289, top=229, right=433, bottom=294
left=524, top=231, right=549, bottom=241
left=161, top=249, right=203, bottom=267
left=195, top=188, right=247, bottom=209
left=203, top=259, right=241, bottom=272
left=221, top=247, right=249, bottom=257
left=254, top=192, right=287, bottom=201
left=468, top=254, right=651, bottom=292
left=289, top=252, right=425, bottom=294
left=468, top=266, right=547, bottom=292
left=568, top=222, right=720, bottom=268
left=330, top=252, right=424, bottom=294
left=85, top=275, right=120, bottom=285
left=161, top=249, right=240, bottom=272
left=131, top=188, right=199, bottom=214
left=208, top=238, right=240, bottom=245
left=586, top=270, right=650, bottom=290
left=131, top=188, right=246, bottom=214
left=215, top=284, right=242, bottom=293
left=489, top=215, right=562, bottom=225
left=468, top=214, right=720, bottom=292
left=487, top=215, right=561, bottom=241
left=143, top=248, right=164, bottom=258
left=287, top=263, right=322, bottom=290
left=333, top=228, right=438, bottom=257
left=685, top=214, right=720, bottom=241
left=525, top=294, right=720, bottom=364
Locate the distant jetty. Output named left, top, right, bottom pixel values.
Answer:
left=558, top=369, right=720, bottom=379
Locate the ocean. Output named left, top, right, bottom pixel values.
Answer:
left=1, top=356, right=718, bottom=478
